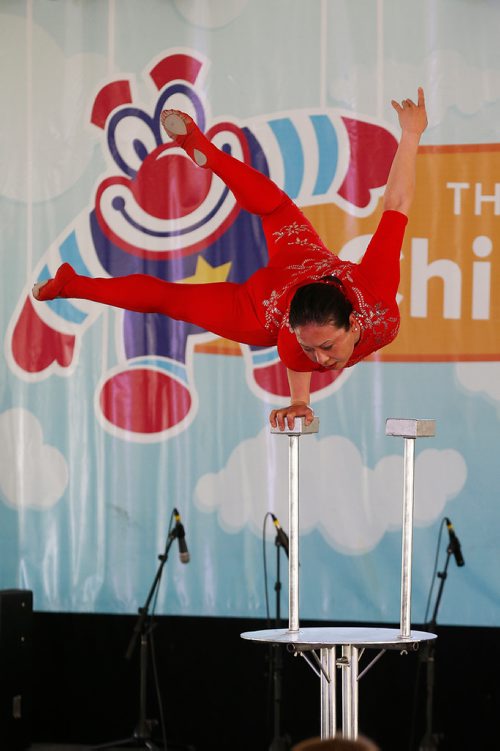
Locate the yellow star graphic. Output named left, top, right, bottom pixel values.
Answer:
left=182, top=256, right=241, bottom=355
left=180, top=257, right=232, bottom=284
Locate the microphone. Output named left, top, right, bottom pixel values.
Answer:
left=271, top=514, right=289, bottom=558
left=173, top=508, right=190, bottom=564
left=445, top=517, right=464, bottom=567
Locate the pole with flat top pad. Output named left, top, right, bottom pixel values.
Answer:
left=385, top=418, right=436, bottom=639
left=270, top=416, right=319, bottom=632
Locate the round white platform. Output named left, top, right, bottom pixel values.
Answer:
left=240, top=626, right=437, bottom=650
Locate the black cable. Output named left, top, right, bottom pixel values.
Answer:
left=150, top=625, right=168, bottom=751
left=423, top=517, right=447, bottom=626
left=149, top=507, right=177, bottom=751
left=262, top=511, right=274, bottom=735
left=262, top=511, right=273, bottom=625
left=408, top=516, right=447, bottom=751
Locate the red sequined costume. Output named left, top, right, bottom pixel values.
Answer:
left=37, top=125, right=407, bottom=372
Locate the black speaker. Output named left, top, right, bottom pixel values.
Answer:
left=0, top=589, right=32, bottom=751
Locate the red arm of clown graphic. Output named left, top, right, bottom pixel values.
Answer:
left=6, top=221, right=105, bottom=381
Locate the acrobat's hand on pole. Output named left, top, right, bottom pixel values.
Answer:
left=269, top=403, right=315, bottom=432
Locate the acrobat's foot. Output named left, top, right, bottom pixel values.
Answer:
left=32, top=262, right=76, bottom=301
left=160, top=110, right=209, bottom=167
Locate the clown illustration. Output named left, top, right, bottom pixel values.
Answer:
left=7, top=50, right=398, bottom=441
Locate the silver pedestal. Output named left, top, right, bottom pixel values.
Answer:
left=241, top=627, right=436, bottom=739
left=242, top=416, right=437, bottom=740
left=269, top=416, right=319, bottom=631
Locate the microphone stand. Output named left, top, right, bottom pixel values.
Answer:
left=418, top=547, right=453, bottom=751
left=269, top=534, right=291, bottom=751
left=92, top=528, right=179, bottom=751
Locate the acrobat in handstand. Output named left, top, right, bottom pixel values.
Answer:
left=33, top=88, right=428, bottom=430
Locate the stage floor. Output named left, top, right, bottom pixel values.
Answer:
left=30, top=740, right=193, bottom=750
left=31, top=743, right=188, bottom=750
left=31, top=746, right=145, bottom=751
left=31, top=746, right=148, bottom=750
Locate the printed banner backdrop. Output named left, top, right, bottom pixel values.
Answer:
left=1, top=0, right=499, bottom=626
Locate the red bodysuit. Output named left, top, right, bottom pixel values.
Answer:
left=42, top=126, right=407, bottom=372
left=242, top=206, right=406, bottom=371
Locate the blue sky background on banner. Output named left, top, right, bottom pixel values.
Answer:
left=1, top=0, right=499, bottom=626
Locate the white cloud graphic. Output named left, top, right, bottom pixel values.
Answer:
left=330, top=49, right=500, bottom=129
left=173, top=0, right=249, bottom=28
left=0, top=408, right=68, bottom=510
left=0, top=14, right=106, bottom=203
left=455, top=362, right=500, bottom=403
left=194, top=429, right=467, bottom=554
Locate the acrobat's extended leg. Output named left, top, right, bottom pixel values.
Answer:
left=33, top=263, right=275, bottom=347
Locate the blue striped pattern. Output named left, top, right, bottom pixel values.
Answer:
left=268, top=118, right=304, bottom=199
left=130, top=357, right=188, bottom=385
left=310, top=115, right=338, bottom=195
left=252, top=347, right=279, bottom=366
left=40, top=230, right=91, bottom=324
left=59, top=231, right=91, bottom=275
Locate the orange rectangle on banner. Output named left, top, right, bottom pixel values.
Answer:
left=304, top=144, right=500, bottom=363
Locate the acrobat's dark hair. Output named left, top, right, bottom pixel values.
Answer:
left=288, top=278, right=353, bottom=331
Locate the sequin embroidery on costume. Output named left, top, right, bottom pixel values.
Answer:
left=262, top=221, right=400, bottom=356
left=262, top=256, right=343, bottom=333
left=272, top=222, right=319, bottom=242
left=261, top=222, right=340, bottom=333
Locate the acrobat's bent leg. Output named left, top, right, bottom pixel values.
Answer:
left=162, top=110, right=324, bottom=257
left=162, top=110, right=286, bottom=215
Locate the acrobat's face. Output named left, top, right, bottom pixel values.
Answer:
left=294, top=315, right=360, bottom=369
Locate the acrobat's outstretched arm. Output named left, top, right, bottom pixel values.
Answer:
left=383, top=87, right=428, bottom=216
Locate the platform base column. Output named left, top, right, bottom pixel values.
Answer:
left=320, top=647, right=336, bottom=739
left=341, top=644, right=359, bottom=740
